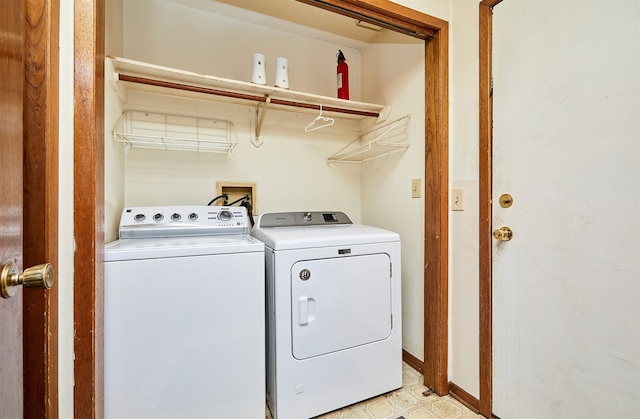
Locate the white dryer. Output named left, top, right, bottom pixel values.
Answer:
left=104, top=205, right=265, bottom=419
left=251, top=211, right=402, bottom=419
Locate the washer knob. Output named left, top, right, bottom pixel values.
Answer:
left=188, top=213, right=198, bottom=221
left=153, top=213, right=164, bottom=222
left=218, top=210, right=233, bottom=221
left=134, top=214, right=146, bottom=222
left=303, top=212, right=312, bottom=222
left=171, top=213, right=181, bottom=221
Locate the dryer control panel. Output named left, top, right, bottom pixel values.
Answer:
left=256, top=211, right=352, bottom=228
left=118, top=205, right=249, bottom=239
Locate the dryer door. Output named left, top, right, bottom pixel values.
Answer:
left=291, top=253, right=392, bottom=360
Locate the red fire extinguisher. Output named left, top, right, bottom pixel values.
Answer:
left=337, top=50, right=349, bottom=100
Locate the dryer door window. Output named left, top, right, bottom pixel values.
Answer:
left=291, top=253, right=392, bottom=360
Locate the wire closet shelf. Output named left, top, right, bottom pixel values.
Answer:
left=327, top=115, right=411, bottom=163
left=113, top=110, right=238, bottom=153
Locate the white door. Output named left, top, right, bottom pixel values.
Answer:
left=492, top=1, right=640, bottom=418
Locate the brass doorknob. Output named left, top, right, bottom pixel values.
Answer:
left=1, top=262, right=54, bottom=299
left=493, top=226, right=513, bottom=241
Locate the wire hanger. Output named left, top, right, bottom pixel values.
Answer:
left=305, top=105, right=335, bottom=132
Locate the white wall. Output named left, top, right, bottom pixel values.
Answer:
left=104, top=0, right=125, bottom=243
left=58, top=1, right=75, bottom=416
left=449, top=0, right=480, bottom=398
left=360, top=42, right=425, bottom=360
left=395, top=0, right=450, bottom=21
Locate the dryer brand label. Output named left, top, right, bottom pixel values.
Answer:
left=299, top=269, right=311, bottom=281
left=338, top=248, right=351, bottom=255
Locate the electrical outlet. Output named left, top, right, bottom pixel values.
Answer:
left=452, top=188, right=464, bottom=211
left=411, top=179, right=421, bottom=198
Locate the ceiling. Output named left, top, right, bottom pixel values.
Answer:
left=165, top=0, right=421, bottom=48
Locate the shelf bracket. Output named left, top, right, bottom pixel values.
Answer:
left=107, top=58, right=127, bottom=104
left=253, top=95, right=271, bottom=148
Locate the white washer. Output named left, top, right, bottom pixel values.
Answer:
left=104, top=205, right=265, bottom=419
left=251, top=211, right=402, bottom=419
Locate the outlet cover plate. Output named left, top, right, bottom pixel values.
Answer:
left=452, top=188, right=464, bottom=211
left=412, top=179, right=421, bottom=198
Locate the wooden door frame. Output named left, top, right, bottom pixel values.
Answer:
left=73, top=0, right=105, bottom=417
left=22, top=0, right=60, bottom=417
left=72, top=1, right=448, bottom=415
left=478, top=1, right=504, bottom=417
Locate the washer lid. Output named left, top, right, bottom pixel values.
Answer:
left=251, top=223, right=399, bottom=250
left=104, top=235, right=264, bottom=262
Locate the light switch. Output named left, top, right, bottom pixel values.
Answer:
left=411, top=179, right=421, bottom=198
left=452, top=188, right=464, bottom=211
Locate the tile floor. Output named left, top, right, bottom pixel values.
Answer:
left=265, top=362, right=481, bottom=419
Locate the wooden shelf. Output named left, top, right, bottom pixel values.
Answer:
left=108, top=56, right=388, bottom=145
left=108, top=57, right=409, bottom=162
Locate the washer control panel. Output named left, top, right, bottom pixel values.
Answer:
left=118, top=206, right=249, bottom=239
left=256, top=211, right=352, bottom=228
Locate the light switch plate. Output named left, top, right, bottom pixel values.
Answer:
left=452, top=188, right=464, bottom=211
left=412, top=179, right=421, bottom=198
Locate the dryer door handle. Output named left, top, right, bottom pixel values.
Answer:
left=299, top=296, right=309, bottom=325
left=298, top=296, right=316, bottom=325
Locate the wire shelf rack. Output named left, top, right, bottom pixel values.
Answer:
left=328, top=115, right=411, bottom=163
left=113, top=110, right=238, bottom=153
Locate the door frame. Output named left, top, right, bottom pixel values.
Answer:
left=73, top=0, right=105, bottom=417
left=72, top=1, right=449, bottom=415
left=478, top=1, right=503, bottom=417
left=22, top=0, right=60, bottom=417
